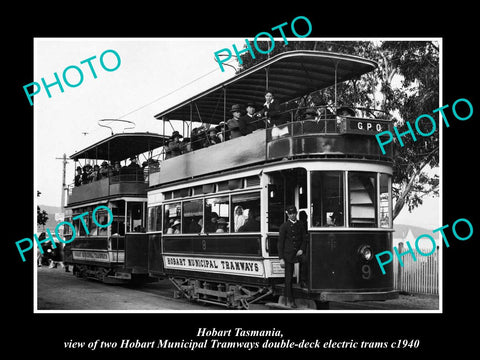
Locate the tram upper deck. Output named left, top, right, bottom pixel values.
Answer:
left=150, top=50, right=393, bottom=188
left=67, top=132, right=167, bottom=207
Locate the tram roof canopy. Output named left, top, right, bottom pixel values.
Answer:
left=70, top=132, right=167, bottom=162
left=154, top=50, right=378, bottom=124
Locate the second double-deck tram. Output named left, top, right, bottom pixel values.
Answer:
left=146, top=50, right=398, bottom=309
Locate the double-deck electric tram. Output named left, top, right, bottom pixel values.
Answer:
left=62, top=132, right=166, bottom=282
left=145, top=50, right=398, bottom=309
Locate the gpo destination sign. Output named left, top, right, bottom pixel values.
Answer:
left=339, top=117, right=391, bottom=135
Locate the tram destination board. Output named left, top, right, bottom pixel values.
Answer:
left=340, top=117, right=391, bottom=135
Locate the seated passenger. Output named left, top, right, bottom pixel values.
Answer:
left=216, top=218, right=228, bottom=233
left=205, top=212, right=219, bottom=233
left=111, top=161, right=121, bottom=176
left=204, top=127, right=221, bottom=146
left=234, top=205, right=246, bottom=232
left=216, top=122, right=228, bottom=142
left=99, top=161, right=109, bottom=179
left=238, top=209, right=260, bottom=232
left=191, top=126, right=206, bottom=150
left=81, top=164, right=92, bottom=184
left=88, top=164, right=100, bottom=182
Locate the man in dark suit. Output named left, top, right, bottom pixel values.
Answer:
left=259, top=90, right=286, bottom=126
left=277, top=205, right=307, bottom=308
left=239, top=102, right=261, bottom=134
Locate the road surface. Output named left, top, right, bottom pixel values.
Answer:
left=36, top=267, right=439, bottom=311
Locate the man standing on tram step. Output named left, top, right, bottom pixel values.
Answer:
left=278, top=205, right=307, bottom=308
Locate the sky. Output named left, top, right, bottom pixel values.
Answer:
left=33, top=38, right=441, bottom=231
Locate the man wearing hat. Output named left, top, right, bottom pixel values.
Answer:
left=226, top=104, right=243, bottom=139
left=239, top=102, right=261, bottom=135
left=277, top=205, right=307, bottom=308
left=166, top=130, right=183, bottom=158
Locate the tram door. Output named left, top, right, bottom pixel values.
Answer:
left=267, top=168, right=307, bottom=260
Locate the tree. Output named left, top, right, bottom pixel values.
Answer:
left=37, top=190, right=49, bottom=227
left=236, top=40, right=440, bottom=220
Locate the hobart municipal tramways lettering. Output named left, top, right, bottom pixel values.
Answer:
left=164, top=255, right=264, bottom=276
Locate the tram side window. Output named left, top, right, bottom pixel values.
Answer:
left=73, top=210, right=90, bottom=236
left=311, top=171, right=344, bottom=227
left=182, top=199, right=203, bottom=234
left=164, top=202, right=181, bottom=234
left=148, top=206, right=163, bottom=232
left=379, top=173, right=392, bottom=228
left=95, top=209, right=110, bottom=236
left=205, top=196, right=229, bottom=233
left=348, top=172, right=377, bottom=227
left=111, top=203, right=126, bottom=236
left=231, top=192, right=260, bottom=232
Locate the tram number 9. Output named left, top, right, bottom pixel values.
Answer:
left=393, top=339, right=420, bottom=349
left=361, top=264, right=371, bottom=279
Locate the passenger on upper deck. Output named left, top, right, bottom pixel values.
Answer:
left=259, top=91, right=285, bottom=126
left=165, top=131, right=184, bottom=159
left=205, top=127, right=221, bottom=146
left=99, top=161, right=109, bottom=179
left=239, top=102, right=262, bottom=134
left=226, top=104, right=243, bottom=139
left=337, top=107, right=356, bottom=117
left=74, top=166, right=82, bottom=186
left=81, top=164, right=92, bottom=184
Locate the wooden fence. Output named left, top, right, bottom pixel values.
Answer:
left=392, top=243, right=439, bottom=295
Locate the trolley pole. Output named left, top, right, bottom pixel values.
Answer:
left=55, top=153, right=69, bottom=213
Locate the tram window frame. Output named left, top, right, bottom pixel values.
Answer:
left=348, top=171, right=377, bottom=228
left=94, top=208, right=110, bottom=236
left=163, top=202, right=181, bottom=234
left=204, top=196, right=230, bottom=233
left=310, top=171, right=345, bottom=228
left=182, top=199, right=204, bottom=234
left=126, top=201, right=145, bottom=233
left=111, top=201, right=126, bottom=236
left=231, top=191, right=261, bottom=233
left=72, top=208, right=90, bottom=236
left=148, top=205, right=163, bottom=232
left=379, top=173, right=392, bottom=228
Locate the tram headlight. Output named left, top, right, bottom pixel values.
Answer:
left=358, top=245, right=373, bottom=261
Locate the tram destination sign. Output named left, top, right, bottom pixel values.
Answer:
left=340, top=117, right=391, bottom=135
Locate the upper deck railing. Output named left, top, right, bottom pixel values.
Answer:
left=67, top=165, right=153, bottom=206
left=149, top=105, right=393, bottom=188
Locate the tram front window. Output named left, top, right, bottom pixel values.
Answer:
left=379, top=173, right=392, bottom=228
left=348, top=172, right=377, bottom=227
left=311, top=171, right=344, bottom=227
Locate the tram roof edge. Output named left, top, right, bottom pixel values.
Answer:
left=69, top=132, right=168, bottom=162
left=153, top=50, right=378, bottom=124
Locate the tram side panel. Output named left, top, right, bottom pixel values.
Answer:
left=147, top=233, right=165, bottom=278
